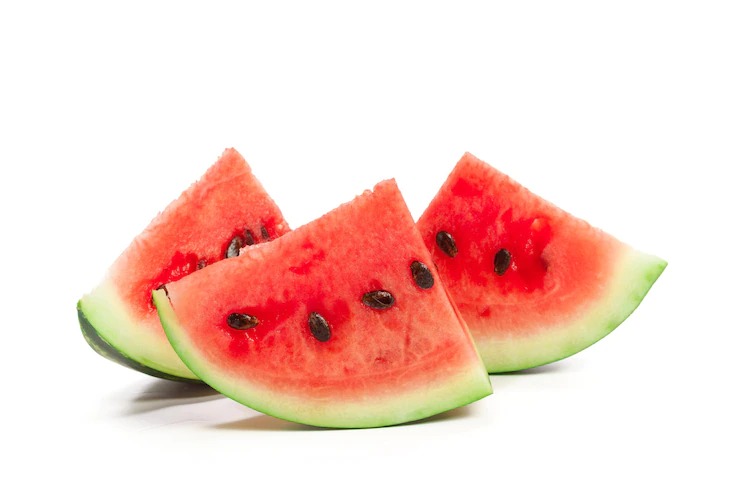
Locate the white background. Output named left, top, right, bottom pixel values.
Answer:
left=1, top=1, right=738, bottom=491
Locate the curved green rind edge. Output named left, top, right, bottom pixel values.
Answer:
left=482, top=249, right=667, bottom=373
left=154, top=289, right=492, bottom=428
left=77, top=300, right=201, bottom=384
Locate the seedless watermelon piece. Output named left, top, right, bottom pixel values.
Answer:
left=417, top=153, right=666, bottom=373
left=78, top=149, right=289, bottom=381
left=154, top=180, right=492, bottom=428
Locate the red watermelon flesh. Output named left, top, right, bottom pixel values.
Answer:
left=78, top=148, right=289, bottom=381
left=154, top=180, right=491, bottom=428
left=417, top=153, right=666, bottom=373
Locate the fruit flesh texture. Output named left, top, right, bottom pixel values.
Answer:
left=78, top=148, right=289, bottom=380
left=417, top=153, right=666, bottom=373
left=156, top=180, right=492, bottom=428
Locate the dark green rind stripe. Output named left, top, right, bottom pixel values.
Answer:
left=77, top=301, right=202, bottom=384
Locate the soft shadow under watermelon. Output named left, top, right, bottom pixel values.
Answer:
left=490, top=360, right=583, bottom=392
left=212, top=414, right=324, bottom=432
left=493, top=360, right=572, bottom=375
left=125, top=380, right=222, bottom=415
left=398, top=405, right=475, bottom=427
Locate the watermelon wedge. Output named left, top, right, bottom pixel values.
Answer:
left=417, top=153, right=666, bottom=373
left=78, top=149, right=289, bottom=382
left=154, top=180, right=492, bottom=428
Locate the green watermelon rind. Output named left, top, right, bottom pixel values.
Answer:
left=479, top=248, right=667, bottom=373
left=154, top=289, right=492, bottom=428
left=78, top=281, right=200, bottom=382
left=77, top=302, right=200, bottom=383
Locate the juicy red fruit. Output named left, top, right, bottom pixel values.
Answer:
left=434, top=177, right=553, bottom=294
left=160, top=180, right=488, bottom=392
left=148, top=251, right=201, bottom=308
left=416, top=152, right=667, bottom=374
left=78, top=147, right=291, bottom=382
left=146, top=230, right=246, bottom=309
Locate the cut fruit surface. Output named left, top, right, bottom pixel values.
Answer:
left=417, top=153, right=666, bottom=373
left=155, top=180, right=492, bottom=428
left=78, top=148, right=289, bottom=381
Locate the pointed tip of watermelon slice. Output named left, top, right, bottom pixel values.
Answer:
left=481, top=248, right=667, bottom=373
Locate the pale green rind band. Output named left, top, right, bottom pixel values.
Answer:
left=478, top=248, right=667, bottom=373
left=79, top=280, right=199, bottom=381
left=155, top=289, right=492, bottom=428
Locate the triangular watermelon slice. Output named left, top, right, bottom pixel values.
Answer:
left=417, top=153, right=666, bottom=373
left=78, top=149, right=289, bottom=382
left=153, top=180, right=492, bottom=428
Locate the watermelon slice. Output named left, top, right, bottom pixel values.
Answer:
left=78, top=149, right=289, bottom=382
left=153, top=180, right=492, bottom=428
left=417, top=153, right=666, bottom=373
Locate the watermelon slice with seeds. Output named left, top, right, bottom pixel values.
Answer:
left=153, top=180, right=492, bottom=428
left=78, top=148, right=289, bottom=382
left=417, top=153, right=666, bottom=373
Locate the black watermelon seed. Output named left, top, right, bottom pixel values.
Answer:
left=494, top=248, right=512, bottom=276
left=197, top=259, right=207, bottom=270
left=226, top=235, right=243, bottom=258
left=410, top=260, right=434, bottom=289
left=244, top=229, right=256, bottom=246
left=308, top=312, right=331, bottom=342
left=436, top=231, right=458, bottom=258
left=260, top=225, right=270, bottom=240
left=362, top=290, right=396, bottom=310
left=227, top=312, right=259, bottom=330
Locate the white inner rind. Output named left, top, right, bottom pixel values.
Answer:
left=475, top=247, right=667, bottom=373
left=80, top=281, right=198, bottom=380
left=154, top=290, right=492, bottom=428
